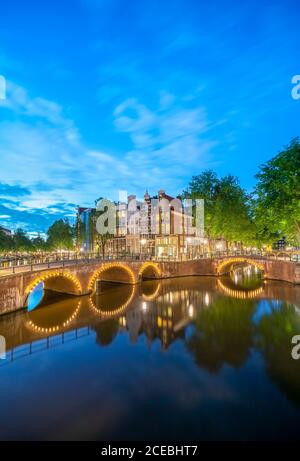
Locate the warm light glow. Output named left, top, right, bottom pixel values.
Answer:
left=25, top=271, right=82, bottom=296
left=216, top=257, right=264, bottom=275
left=89, top=285, right=136, bottom=317
left=139, top=262, right=161, bottom=278
left=204, top=293, right=210, bottom=306
left=26, top=301, right=81, bottom=334
left=217, top=279, right=264, bottom=299
left=88, top=262, right=136, bottom=291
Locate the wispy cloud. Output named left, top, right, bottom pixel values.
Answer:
left=0, top=79, right=218, bottom=231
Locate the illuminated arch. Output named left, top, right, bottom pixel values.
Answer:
left=216, top=257, right=264, bottom=275
left=139, top=262, right=161, bottom=280
left=89, top=284, right=136, bottom=317
left=25, top=271, right=82, bottom=298
left=26, top=300, right=81, bottom=334
left=88, top=262, right=136, bottom=291
left=217, top=279, right=264, bottom=299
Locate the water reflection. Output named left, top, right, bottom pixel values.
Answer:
left=0, top=271, right=300, bottom=440
left=27, top=282, right=44, bottom=311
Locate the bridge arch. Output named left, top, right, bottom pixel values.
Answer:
left=25, top=271, right=82, bottom=305
left=216, top=257, right=265, bottom=275
left=88, top=262, right=136, bottom=292
left=139, top=262, right=161, bottom=280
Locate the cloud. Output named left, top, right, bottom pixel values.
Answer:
left=114, top=96, right=218, bottom=188
left=0, top=183, right=31, bottom=197
left=0, top=79, right=218, bottom=232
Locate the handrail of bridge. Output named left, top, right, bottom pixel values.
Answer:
left=0, top=250, right=299, bottom=276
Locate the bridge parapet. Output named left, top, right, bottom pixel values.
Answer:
left=0, top=257, right=299, bottom=315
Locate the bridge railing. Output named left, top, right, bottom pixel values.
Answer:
left=0, top=326, right=91, bottom=367
left=0, top=250, right=299, bottom=276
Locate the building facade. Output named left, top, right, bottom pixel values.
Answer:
left=76, top=189, right=195, bottom=258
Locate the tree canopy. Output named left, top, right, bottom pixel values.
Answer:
left=47, top=219, right=75, bottom=250
left=254, top=138, right=300, bottom=245
left=183, top=170, right=256, bottom=246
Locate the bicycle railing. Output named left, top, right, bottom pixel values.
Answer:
left=0, top=250, right=299, bottom=276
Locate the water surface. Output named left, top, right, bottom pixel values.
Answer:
left=0, top=268, right=300, bottom=441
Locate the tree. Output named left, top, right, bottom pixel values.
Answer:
left=0, top=229, right=13, bottom=252
left=31, top=234, right=46, bottom=251
left=12, top=229, right=32, bottom=252
left=183, top=170, right=255, bottom=247
left=47, top=219, right=74, bottom=250
left=91, top=212, right=113, bottom=258
left=254, top=138, right=300, bottom=245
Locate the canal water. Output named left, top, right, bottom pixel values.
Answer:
left=0, top=266, right=299, bottom=440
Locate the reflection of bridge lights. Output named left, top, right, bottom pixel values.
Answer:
left=204, top=293, right=210, bottom=306
left=89, top=285, right=136, bottom=317
left=119, top=316, right=127, bottom=327
left=142, top=301, right=148, bottom=312
left=26, top=301, right=81, bottom=334
left=141, top=282, right=161, bottom=301
left=234, top=274, right=238, bottom=284
left=217, top=279, right=264, bottom=299
left=188, top=304, right=194, bottom=317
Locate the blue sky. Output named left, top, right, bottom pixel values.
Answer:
left=0, top=0, right=299, bottom=233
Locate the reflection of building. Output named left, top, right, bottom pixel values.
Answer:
left=118, top=284, right=214, bottom=349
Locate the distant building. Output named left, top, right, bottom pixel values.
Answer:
left=76, top=189, right=195, bottom=258
left=0, top=225, right=12, bottom=236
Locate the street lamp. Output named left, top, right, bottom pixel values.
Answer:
left=140, top=238, right=147, bottom=259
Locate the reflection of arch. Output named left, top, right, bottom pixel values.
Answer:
left=217, top=258, right=264, bottom=275
left=139, top=262, right=161, bottom=280
left=88, top=263, right=136, bottom=291
left=89, top=284, right=136, bottom=317
left=26, top=300, right=81, bottom=334
left=25, top=271, right=82, bottom=300
left=217, top=279, right=264, bottom=299
left=142, top=281, right=162, bottom=301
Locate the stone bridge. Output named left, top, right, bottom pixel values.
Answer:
left=0, top=256, right=299, bottom=315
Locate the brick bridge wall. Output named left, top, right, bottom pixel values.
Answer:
left=0, top=257, right=299, bottom=315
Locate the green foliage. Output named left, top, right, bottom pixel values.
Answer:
left=254, top=138, right=300, bottom=245
left=12, top=229, right=33, bottom=251
left=0, top=229, right=14, bottom=251
left=183, top=170, right=256, bottom=245
left=46, top=219, right=75, bottom=250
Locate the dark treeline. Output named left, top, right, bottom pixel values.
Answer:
left=0, top=219, right=74, bottom=253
